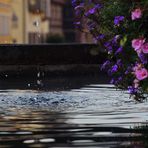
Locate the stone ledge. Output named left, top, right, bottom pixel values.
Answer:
left=0, top=44, right=106, bottom=65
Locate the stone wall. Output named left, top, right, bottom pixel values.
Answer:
left=0, top=44, right=107, bottom=77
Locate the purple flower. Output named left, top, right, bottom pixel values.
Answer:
left=101, top=60, right=111, bottom=70
left=115, top=47, right=123, bottom=54
left=125, top=66, right=132, bottom=75
left=74, top=3, right=85, bottom=18
left=110, top=78, right=119, bottom=85
left=104, top=42, right=113, bottom=52
left=111, top=64, right=118, bottom=73
left=118, top=76, right=122, bottom=82
left=74, top=21, right=82, bottom=29
left=110, top=78, right=115, bottom=84
left=138, top=53, right=147, bottom=64
left=95, top=3, right=103, bottom=9
left=85, top=4, right=102, bottom=17
left=128, top=86, right=138, bottom=94
left=72, top=0, right=83, bottom=7
left=114, top=16, right=125, bottom=26
left=85, top=8, right=97, bottom=16
left=111, top=35, right=120, bottom=44
left=117, top=59, right=122, bottom=67
left=95, top=34, right=105, bottom=41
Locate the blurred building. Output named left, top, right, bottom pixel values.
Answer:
left=0, top=0, right=12, bottom=44
left=12, top=0, right=50, bottom=44
left=11, top=0, right=24, bottom=43
left=0, top=0, right=93, bottom=44
left=27, top=0, right=50, bottom=43
left=48, top=0, right=93, bottom=43
left=50, top=0, right=65, bottom=36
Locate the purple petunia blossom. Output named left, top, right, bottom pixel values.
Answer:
left=95, top=34, right=105, bottom=41
left=85, top=4, right=102, bottom=17
left=114, top=16, right=125, bottom=26
left=117, top=59, right=122, bottom=67
left=115, top=47, right=123, bottom=54
left=138, top=53, right=147, bottom=64
left=111, top=64, right=118, bottom=73
left=125, top=66, right=132, bottom=75
left=104, top=41, right=113, bottom=52
left=128, top=86, right=138, bottom=94
left=101, top=60, right=111, bottom=70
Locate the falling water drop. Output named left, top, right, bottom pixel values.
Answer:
left=37, top=72, right=40, bottom=78
left=37, top=80, right=41, bottom=85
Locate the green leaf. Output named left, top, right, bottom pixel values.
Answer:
left=120, top=35, right=127, bottom=47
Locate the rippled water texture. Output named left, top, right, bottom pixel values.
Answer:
left=0, top=78, right=148, bottom=147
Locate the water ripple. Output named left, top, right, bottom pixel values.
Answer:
left=0, top=84, right=147, bottom=147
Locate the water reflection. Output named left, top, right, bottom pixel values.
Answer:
left=0, top=78, right=148, bottom=147
left=0, top=108, right=148, bottom=148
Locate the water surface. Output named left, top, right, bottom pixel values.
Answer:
left=0, top=77, right=148, bottom=148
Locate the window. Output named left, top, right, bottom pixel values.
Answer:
left=0, top=15, right=10, bottom=36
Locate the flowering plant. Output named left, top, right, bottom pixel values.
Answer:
left=72, top=0, right=148, bottom=101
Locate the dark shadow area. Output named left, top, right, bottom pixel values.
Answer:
left=0, top=44, right=108, bottom=90
left=0, top=71, right=109, bottom=91
left=0, top=108, right=147, bottom=148
left=0, top=44, right=105, bottom=65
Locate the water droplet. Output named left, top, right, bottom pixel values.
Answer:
left=37, top=72, right=40, bottom=78
left=37, top=80, right=41, bottom=85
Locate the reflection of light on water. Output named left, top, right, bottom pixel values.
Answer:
left=0, top=84, right=147, bottom=147
left=72, top=140, right=94, bottom=144
left=24, top=140, right=35, bottom=144
left=24, top=138, right=55, bottom=144
left=15, top=132, right=32, bottom=135
left=39, top=138, right=55, bottom=143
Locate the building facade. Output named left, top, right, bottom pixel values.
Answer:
left=0, top=0, right=50, bottom=44
left=49, top=0, right=93, bottom=43
left=11, top=0, right=24, bottom=43
left=26, top=0, right=50, bottom=43
left=49, top=0, right=65, bottom=36
left=0, top=0, right=12, bottom=43
left=0, top=0, right=93, bottom=44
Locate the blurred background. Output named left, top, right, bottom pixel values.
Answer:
left=0, top=0, right=93, bottom=44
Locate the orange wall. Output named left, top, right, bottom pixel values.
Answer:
left=0, top=36, right=12, bottom=44
left=0, top=0, right=12, bottom=43
left=0, top=0, right=11, bottom=4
